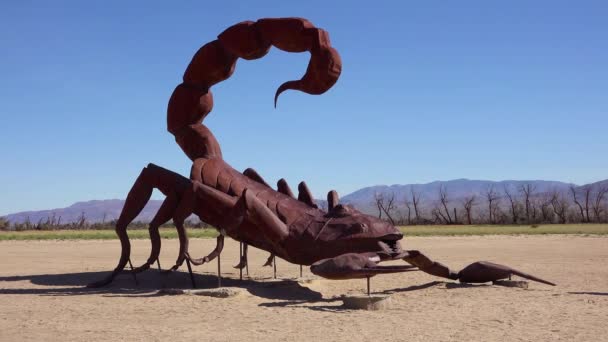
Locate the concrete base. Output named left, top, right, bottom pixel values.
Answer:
left=158, top=287, right=246, bottom=298
left=341, top=294, right=392, bottom=311
left=493, top=280, right=529, bottom=289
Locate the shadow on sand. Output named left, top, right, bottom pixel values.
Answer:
left=0, top=269, right=334, bottom=306
left=567, top=291, right=608, bottom=296
left=0, top=272, right=490, bottom=311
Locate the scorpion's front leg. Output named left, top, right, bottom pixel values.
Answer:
left=233, top=244, right=275, bottom=269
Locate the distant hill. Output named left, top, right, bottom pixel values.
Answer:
left=4, top=199, right=165, bottom=225
left=3, top=179, right=605, bottom=224
left=341, top=179, right=577, bottom=214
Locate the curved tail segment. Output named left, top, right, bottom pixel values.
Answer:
left=167, top=18, right=342, bottom=135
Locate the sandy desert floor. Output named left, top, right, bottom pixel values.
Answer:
left=1, top=235, right=607, bottom=342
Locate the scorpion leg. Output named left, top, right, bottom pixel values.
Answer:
left=169, top=180, right=236, bottom=268
left=166, top=182, right=199, bottom=272
left=277, top=178, right=295, bottom=198
left=243, top=168, right=271, bottom=188
left=131, top=194, right=179, bottom=273
left=234, top=168, right=273, bottom=270
left=87, top=164, right=189, bottom=287
left=233, top=243, right=275, bottom=269
left=181, top=183, right=289, bottom=268
left=327, top=190, right=339, bottom=210
left=233, top=242, right=248, bottom=269
left=263, top=253, right=275, bottom=267
left=234, top=171, right=285, bottom=269
left=188, top=235, right=225, bottom=266
left=297, top=181, right=318, bottom=208
left=233, top=173, right=290, bottom=270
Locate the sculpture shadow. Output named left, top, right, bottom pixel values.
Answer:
left=0, top=273, right=475, bottom=311
left=0, top=270, right=324, bottom=303
left=0, top=270, right=192, bottom=296
left=378, top=280, right=443, bottom=294
left=568, top=291, right=608, bottom=296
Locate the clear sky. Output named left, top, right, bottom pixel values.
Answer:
left=1, top=1, right=606, bottom=215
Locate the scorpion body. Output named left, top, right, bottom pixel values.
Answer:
left=89, top=18, right=555, bottom=289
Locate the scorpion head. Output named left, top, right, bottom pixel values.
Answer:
left=316, top=204, right=403, bottom=258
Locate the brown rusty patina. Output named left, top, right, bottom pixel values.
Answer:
left=88, top=18, right=555, bottom=289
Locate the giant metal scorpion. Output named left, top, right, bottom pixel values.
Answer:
left=88, top=17, right=555, bottom=289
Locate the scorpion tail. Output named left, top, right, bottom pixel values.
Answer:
left=274, top=45, right=342, bottom=108
left=274, top=81, right=298, bottom=108
left=170, top=18, right=342, bottom=135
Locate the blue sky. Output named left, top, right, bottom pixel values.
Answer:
left=1, top=1, right=606, bottom=215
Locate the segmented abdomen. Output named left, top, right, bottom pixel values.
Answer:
left=192, top=158, right=314, bottom=223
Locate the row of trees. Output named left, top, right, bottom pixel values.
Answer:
left=373, top=183, right=608, bottom=225
left=2, top=183, right=607, bottom=230
left=0, top=212, right=208, bottom=231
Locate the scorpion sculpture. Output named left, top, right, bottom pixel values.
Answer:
left=89, top=17, right=555, bottom=288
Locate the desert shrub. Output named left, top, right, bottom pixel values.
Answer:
left=0, top=217, right=10, bottom=230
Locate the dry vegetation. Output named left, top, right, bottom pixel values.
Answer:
left=375, top=182, right=608, bottom=225
left=1, top=224, right=606, bottom=241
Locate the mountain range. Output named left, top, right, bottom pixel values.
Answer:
left=3, top=178, right=605, bottom=224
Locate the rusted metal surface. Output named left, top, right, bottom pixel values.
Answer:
left=88, top=18, right=555, bottom=289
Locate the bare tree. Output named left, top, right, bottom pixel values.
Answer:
left=0, top=217, right=10, bottom=230
left=592, top=186, right=608, bottom=222
left=382, top=193, right=397, bottom=225
left=410, top=188, right=422, bottom=223
left=403, top=198, right=412, bottom=225
left=374, top=192, right=397, bottom=225
left=461, top=195, right=476, bottom=225
left=438, top=185, right=453, bottom=224
left=570, top=185, right=591, bottom=223
left=485, top=186, right=500, bottom=224
left=583, top=186, right=592, bottom=222
left=430, top=207, right=445, bottom=224
left=23, top=216, right=32, bottom=230
left=503, top=185, right=520, bottom=224
left=519, top=183, right=536, bottom=223
left=539, top=194, right=554, bottom=223
left=550, top=191, right=568, bottom=224
left=73, top=211, right=87, bottom=229
left=373, top=193, right=383, bottom=219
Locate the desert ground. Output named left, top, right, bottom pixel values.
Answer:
left=1, top=235, right=606, bottom=342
